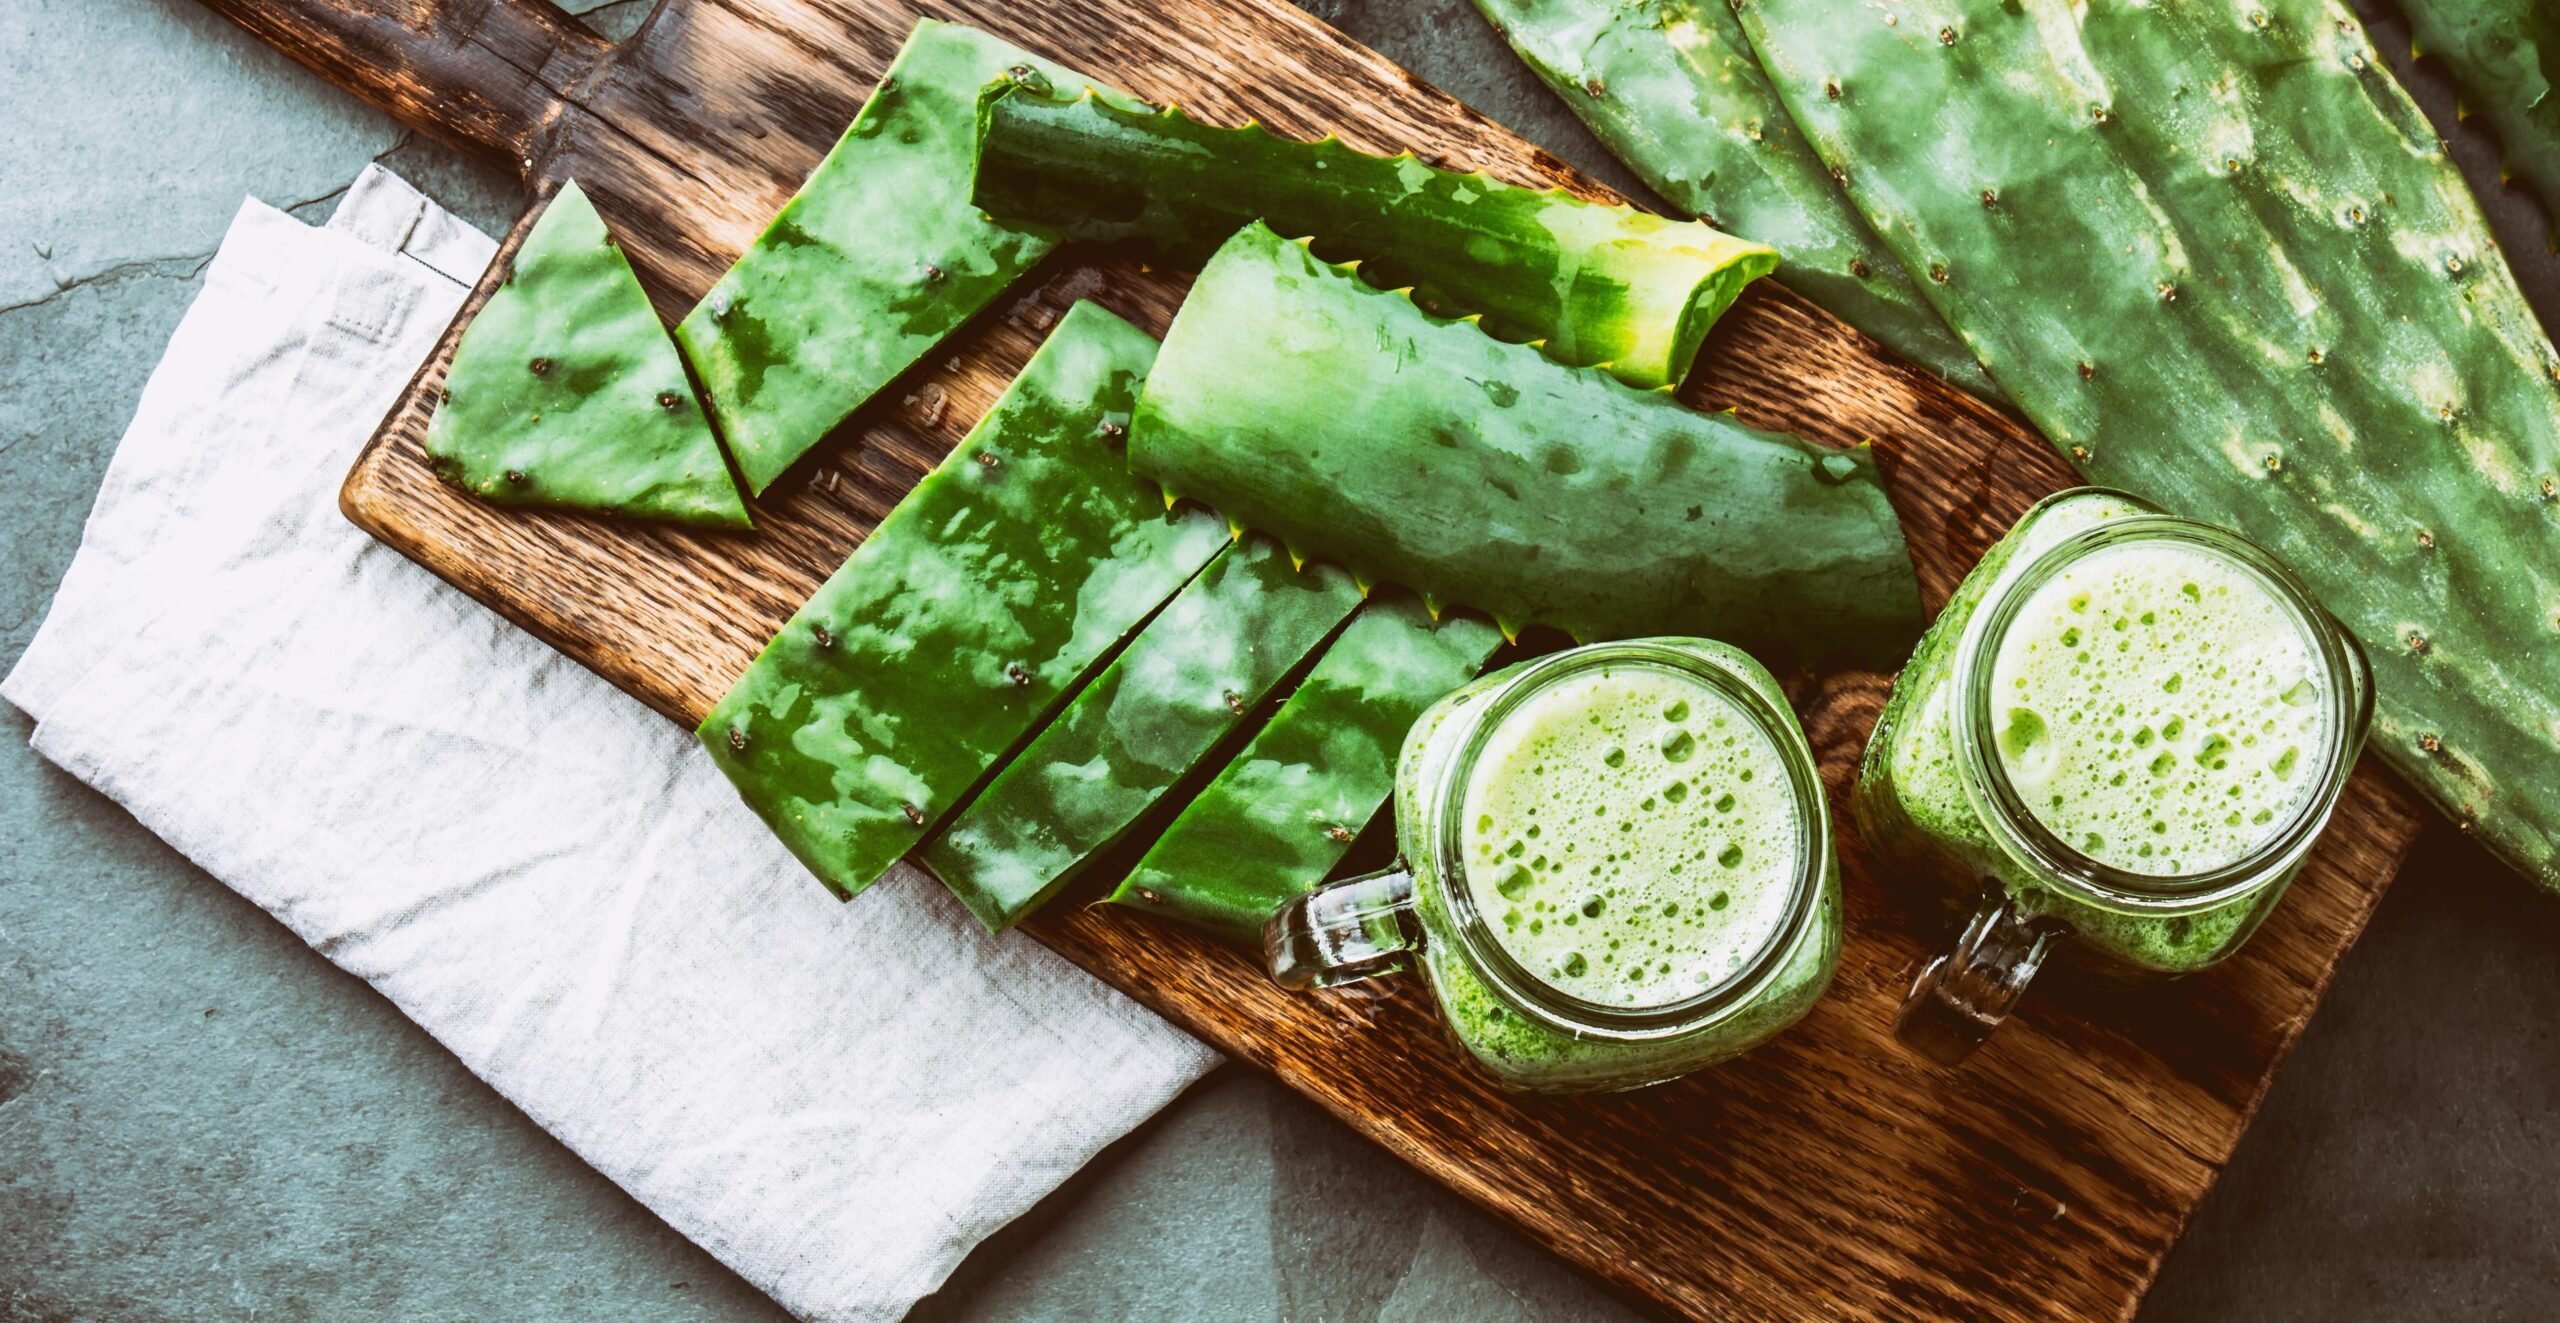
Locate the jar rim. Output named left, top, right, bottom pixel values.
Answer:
left=1949, top=504, right=2372, bottom=915
left=1423, top=639, right=1830, bottom=1040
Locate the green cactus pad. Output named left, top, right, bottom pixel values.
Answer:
left=1130, top=221, right=1922, bottom=669
left=1106, top=594, right=1503, bottom=944
left=2399, top=0, right=2560, bottom=239
left=970, top=82, right=1779, bottom=388
left=698, top=301, right=1228, bottom=900
left=921, top=535, right=1366, bottom=933
left=1469, top=0, right=2000, bottom=401
left=422, top=181, right=749, bottom=529
left=1739, top=0, right=2560, bottom=883
left=672, top=20, right=1134, bottom=494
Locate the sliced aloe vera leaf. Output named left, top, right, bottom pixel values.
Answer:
left=1469, top=0, right=2002, bottom=401
left=1107, top=594, right=1504, bottom=944
left=698, top=301, right=1226, bottom=899
left=970, top=83, right=1779, bottom=388
left=921, top=534, right=1366, bottom=932
left=673, top=20, right=1135, bottom=494
left=1130, top=221, right=1921, bottom=669
left=424, top=180, right=749, bottom=528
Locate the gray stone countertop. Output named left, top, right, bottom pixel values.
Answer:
left=2, top=1, right=2555, bottom=1319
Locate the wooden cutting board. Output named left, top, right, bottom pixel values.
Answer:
left=203, top=1, right=2423, bottom=1317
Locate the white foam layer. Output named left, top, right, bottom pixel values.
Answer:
left=1458, top=663, right=1800, bottom=1009
left=1989, top=539, right=2328, bottom=875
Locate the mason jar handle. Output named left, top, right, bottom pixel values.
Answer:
left=1265, top=867, right=1422, bottom=990
left=1894, top=887, right=2063, bottom=1065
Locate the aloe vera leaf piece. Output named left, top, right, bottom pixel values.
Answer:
left=2401, top=0, right=2560, bottom=240
left=672, top=20, right=1134, bottom=494
left=1738, top=0, right=2560, bottom=885
left=970, top=83, right=1779, bottom=389
left=422, top=181, right=749, bottom=529
left=1129, top=220, right=1921, bottom=669
left=1469, top=0, right=2002, bottom=402
left=920, top=534, right=1365, bottom=932
left=1106, top=594, right=1504, bottom=943
left=697, top=302, right=1228, bottom=899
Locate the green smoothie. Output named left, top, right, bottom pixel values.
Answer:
left=1458, top=664, right=1804, bottom=1008
left=1989, top=538, right=2330, bottom=876
left=1858, top=490, right=2368, bottom=976
left=1391, top=640, right=1839, bottom=1092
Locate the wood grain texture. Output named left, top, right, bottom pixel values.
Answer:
left=201, top=0, right=2426, bottom=1317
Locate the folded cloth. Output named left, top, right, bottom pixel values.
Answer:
left=4, top=166, right=1219, bottom=1323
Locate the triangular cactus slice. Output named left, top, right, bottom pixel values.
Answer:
left=2397, top=0, right=2560, bottom=241
left=424, top=181, right=750, bottom=529
left=1470, top=0, right=2003, bottom=402
left=673, top=20, right=1135, bottom=494
left=1738, top=0, right=2560, bottom=884
left=970, top=82, right=1780, bottom=389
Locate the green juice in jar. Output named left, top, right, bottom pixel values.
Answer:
left=1272, top=639, right=1839, bottom=1094
left=1858, top=489, right=2372, bottom=1062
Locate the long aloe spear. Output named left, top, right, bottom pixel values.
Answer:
left=1470, top=0, right=2001, bottom=401
left=970, top=83, right=1778, bottom=388
left=1737, top=0, right=2560, bottom=884
left=2398, top=0, right=2560, bottom=238
left=1132, top=221, right=1921, bottom=669
left=672, top=21, right=1135, bottom=494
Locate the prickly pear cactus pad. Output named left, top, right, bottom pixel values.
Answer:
left=697, top=302, right=1228, bottom=900
left=1470, top=0, right=2000, bottom=401
left=1107, top=595, right=1504, bottom=943
left=672, top=20, right=1133, bottom=494
left=2400, top=0, right=2560, bottom=236
left=1737, top=0, right=2560, bottom=883
left=920, top=534, right=1366, bottom=933
left=1130, top=221, right=1922, bottom=669
left=970, top=82, right=1779, bottom=389
left=421, top=181, right=749, bottom=529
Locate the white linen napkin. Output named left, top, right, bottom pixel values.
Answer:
left=3, top=166, right=1219, bottom=1323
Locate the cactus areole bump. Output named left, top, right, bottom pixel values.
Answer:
left=921, top=534, right=1367, bottom=932
left=423, top=181, right=750, bottom=528
left=969, top=81, right=1780, bottom=389
left=672, top=20, right=1139, bottom=494
left=1739, top=0, right=2560, bottom=884
left=1469, top=0, right=2000, bottom=401
left=696, top=302, right=1227, bottom=900
left=1129, top=221, right=1922, bottom=669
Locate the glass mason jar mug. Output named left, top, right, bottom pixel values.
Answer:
left=1858, top=489, right=2373, bottom=1064
left=1266, top=638, right=1842, bottom=1093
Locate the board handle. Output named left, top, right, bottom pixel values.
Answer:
left=192, top=0, right=613, bottom=180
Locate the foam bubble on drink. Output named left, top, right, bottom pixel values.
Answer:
left=1458, top=664, right=1801, bottom=1009
left=1988, top=540, right=2329, bottom=876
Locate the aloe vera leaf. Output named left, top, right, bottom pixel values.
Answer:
left=423, top=181, right=749, bottom=529
left=697, top=302, right=1227, bottom=899
left=970, top=83, right=1779, bottom=389
left=1738, top=0, right=2560, bottom=884
left=1468, top=0, right=2002, bottom=402
left=1128, top=220, right=1921, bottom=669
left=1106, top=595, right=1504, bottom=943
left=920, top=534, right=1365, bottom=932
left=672, top=21, right=1134, bottom=494
left=2399, top=0, right=2560, bottom=238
